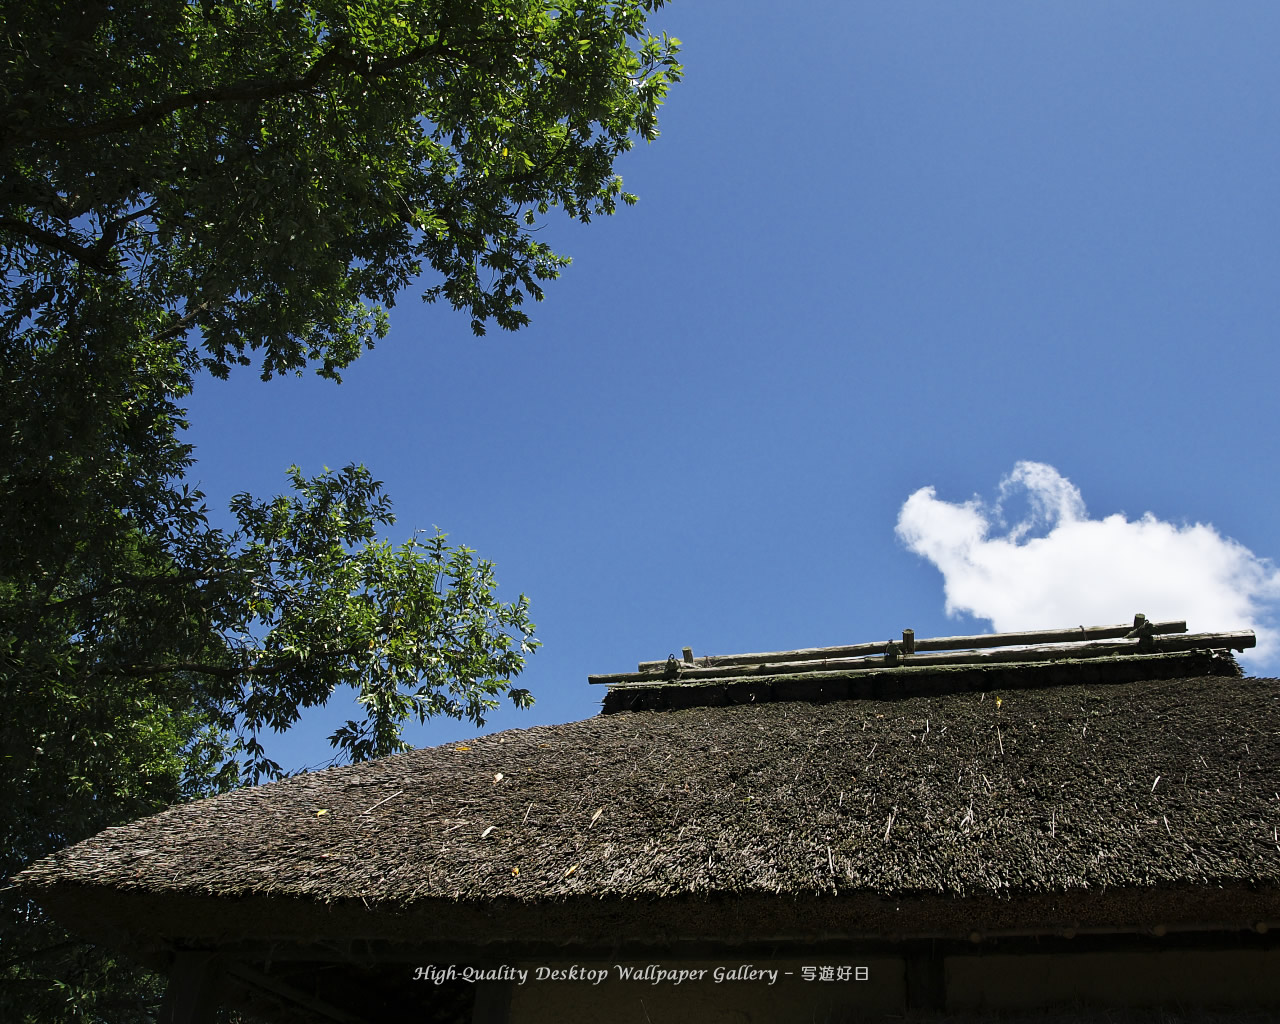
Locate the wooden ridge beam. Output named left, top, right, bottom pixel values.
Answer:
left=633, top=619, right=1188, bottom=674
left=590, top=630, right=1250, bottom=687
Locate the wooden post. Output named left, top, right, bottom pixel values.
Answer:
left=473, top=980, right=513, bottom=1024
left=682, top=647, right=694, bottom=664
left=158, top=953, right=221, bottom=1024
left=904, top=942, right=946, bottom=1011
left=1127, top=613, right=1157, bottom=650
left=902, top=629, right=915, bottom=655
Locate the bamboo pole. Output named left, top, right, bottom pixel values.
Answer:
left=632, top=620, right=1188, bottom=675
left=588, top=630, right=1249, bottom=686
left=911, top=619, right=1188, bottom=653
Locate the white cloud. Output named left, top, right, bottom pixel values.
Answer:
left=895, top=461, right=1280, bottom=666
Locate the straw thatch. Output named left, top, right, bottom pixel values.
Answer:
left=16, top=664, right=1280, bottom=955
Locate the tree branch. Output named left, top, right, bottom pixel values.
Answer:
left=45, top=565, right=236, bottom=613
left=17, top=41, right=441, bottom=148
left=95, top=202, right=159, bottom=259
left=118, top=642, right=370, bottom=682
left=149, top=300, right=214, bottom=345
left=1, top=200, right=161, bottom=274
left=0, top=216, right=112, bottom=271
left=119, top=660, right=247, bottom=680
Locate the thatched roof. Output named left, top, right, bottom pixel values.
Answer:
left=16, top=659, right=1280, bottom=954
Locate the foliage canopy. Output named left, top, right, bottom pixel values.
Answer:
left=0, top=0, right=680, bottom=1017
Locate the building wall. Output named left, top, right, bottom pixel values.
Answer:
left=947, top=948, right=1280, bottom=1011
left=497, top=949, right=1280, bottom=1022
left=505, top=958, right=905, bottom=1024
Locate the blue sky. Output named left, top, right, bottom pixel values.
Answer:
left=182, top=1, right=1280, bottom=773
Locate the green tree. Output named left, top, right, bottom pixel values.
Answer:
left=0, top=0, right=681, bottom=1018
